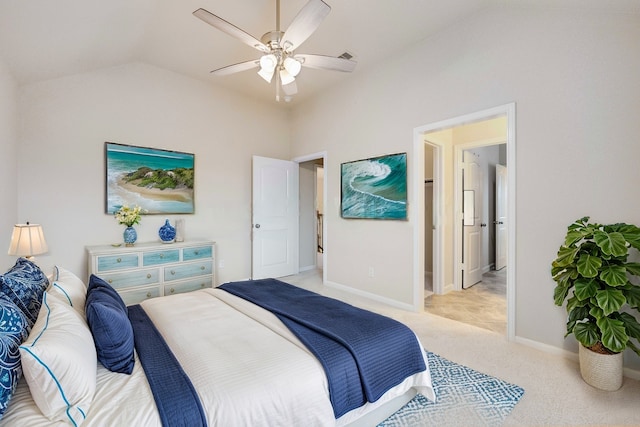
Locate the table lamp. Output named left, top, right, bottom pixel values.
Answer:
left=7, top=222, right=48, bottom=260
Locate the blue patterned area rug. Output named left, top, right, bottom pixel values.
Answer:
left=378, top=352, right=525, bottom=427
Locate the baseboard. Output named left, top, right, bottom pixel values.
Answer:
left=298, top=264, right=316, bottom=272
left=324, top=280, right=415, bottom=311
left=514, top=336, right=640, bottom=381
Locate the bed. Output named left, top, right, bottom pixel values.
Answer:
left=0, top=259, right=434, bottom=426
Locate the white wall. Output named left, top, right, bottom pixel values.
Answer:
left=290, top=6, right=640, bottom=368
left=15, top=62, right=291, bottom=282
left=0, top=56, right=18, bottom=269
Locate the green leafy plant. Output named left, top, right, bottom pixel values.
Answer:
left=551, top=217, right=640, bottom=356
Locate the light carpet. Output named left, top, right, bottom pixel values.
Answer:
left=378, top=352, right=524, bottom=427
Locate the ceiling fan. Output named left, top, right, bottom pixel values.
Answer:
left=193, top=0, right=356, bottom=102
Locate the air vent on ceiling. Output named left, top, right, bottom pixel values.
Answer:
left=338, top=51, right=355, bottom=60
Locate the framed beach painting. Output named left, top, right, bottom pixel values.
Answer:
left=341, top=152, right=407, bottom=220
left=105, top=142, right=195, bottom=214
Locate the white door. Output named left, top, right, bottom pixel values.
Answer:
left=462, top=151, right=483, bottom=289
left=252, top=156, right=299, bottom=279
left=495, top=164, right=508, bottom=271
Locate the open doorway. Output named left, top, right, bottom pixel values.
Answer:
left=427, top=142, right=508, bottom=334
left=295, top=153, right=327, bottom=281
left=413, top=103, right=516, bottom=339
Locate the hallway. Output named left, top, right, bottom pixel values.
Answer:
left=425, top=269, right=506, bottom=334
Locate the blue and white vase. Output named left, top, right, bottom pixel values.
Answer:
left=123, top=226, right=137, bottom=247
left=159, top=219, right=176, bottom=243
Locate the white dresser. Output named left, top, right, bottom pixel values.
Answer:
left=86, top=240, right=215, bottom=305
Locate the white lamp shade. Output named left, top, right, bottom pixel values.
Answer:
left=279, top=68, right=295, bottom=85
left=259, top=54, right=277, bottom=72
left=283, top=57, right=302, bottom=77
left=8, top=223, right=48, bottom=257
left=258, top=67, right=274, bottom=83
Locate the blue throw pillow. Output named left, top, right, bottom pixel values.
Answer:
left=85, top=276, right=134, bottom=374
left=0, top=258, right=49, bottom=327
left=86, top=274, right=126, bottom=311
left=0, top=293, right=30, bottom=417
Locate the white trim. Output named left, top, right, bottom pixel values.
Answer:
left=515, top=336, right=640, bottom=381
left=325, top=280, right=416, bottom=312
left=411, top=137, right=444, bottom=310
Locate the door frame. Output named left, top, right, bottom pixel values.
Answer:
left=292, top=151, right=328, bottom=284
left=412, top=102, right=516, bottom=340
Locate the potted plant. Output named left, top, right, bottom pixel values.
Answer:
left=551, top=216, right=640, bottom=390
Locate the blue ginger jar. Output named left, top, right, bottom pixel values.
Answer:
left=159, top=219, right=176, bottom=243
left=123, top=226, right=137, bottom=247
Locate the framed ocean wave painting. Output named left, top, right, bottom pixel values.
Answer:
left=341, top=152, right=407, bottom=220
left=105, top=142, right=195, bottom=214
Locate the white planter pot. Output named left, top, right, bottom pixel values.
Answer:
left=579, top=344, right=623, bottom=391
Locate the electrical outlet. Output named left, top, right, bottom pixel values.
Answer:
left=219, top=260, right=225, bottom=269
left=368, top=267, right=375, bottom=277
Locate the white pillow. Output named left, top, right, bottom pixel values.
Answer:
left=47, top=266, right=87, bottom=316
left=19, top=292, right=97, bottom=425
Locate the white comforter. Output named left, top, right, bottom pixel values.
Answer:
left=1, top=288, right=434, bottom=426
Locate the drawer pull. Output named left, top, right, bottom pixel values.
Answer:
left=160, top=254, right=164, bottom=259
left=117, top=258, right=121, bottom=263
left=108, top=279, right=113, bottom=284
left=170, top=288, right=175, bottom=294
left=200, top=283, right=205, bottom=288
left=171, top=270, right=175, bottom=275
left=147, top=274, right=152, bottom=279
left=200, top=266, right=205, bottom=270
left=194, top=250, right=199, bottom=255
left=146, top=292, right=152, bottom=298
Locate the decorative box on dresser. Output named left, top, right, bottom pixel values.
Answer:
left=86, top=240, right=215, bottom=305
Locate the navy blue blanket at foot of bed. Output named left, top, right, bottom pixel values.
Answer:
left=128, top=304, right=207, bottom=427
left=219, top=278, right=427, bottom=418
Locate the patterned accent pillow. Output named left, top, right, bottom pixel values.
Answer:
left=0, top=258, right=49, bottom=327
left=0, top=293, right=29, bottom=417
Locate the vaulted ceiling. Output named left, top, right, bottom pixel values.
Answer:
left=1, top=0, right=638, bottom=106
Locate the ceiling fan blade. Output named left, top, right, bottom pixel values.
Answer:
left=282, top=80, right=298, bottom=96
left=193, top=8, right=269, bottom=53
left=281, top=0, right=330, bottom=52
left=211, top=60, right=260, bottom=76
left=295, top=54, right=357, bottom=72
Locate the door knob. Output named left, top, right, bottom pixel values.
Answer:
left=481, top=223, right=487, bottom=227
left=255, top=224, right=261, bottom=229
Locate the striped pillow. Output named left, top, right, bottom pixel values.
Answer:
left=19, top=292, right=96, bottom=425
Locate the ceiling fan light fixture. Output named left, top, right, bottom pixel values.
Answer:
left=258, top=67, right=274, bottom=83
left=259, top=54, right=277, bottom=72
left=283, top=57, right=302, bottom=77
left=279, top=68, right=295, bottom=85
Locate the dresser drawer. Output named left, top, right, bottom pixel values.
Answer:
left=119, top=286, right=162, bottom=305
left=183, top=245, right=213, bottom=261
left=96, top=253, right=139, bottom=272
left=143, top=249, right=180, bottom=266
left=164, top=261, right=212, bottom=282
left=99, top=269, right=160, bottom=290
left=164, top=276, right=212, bottom=297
